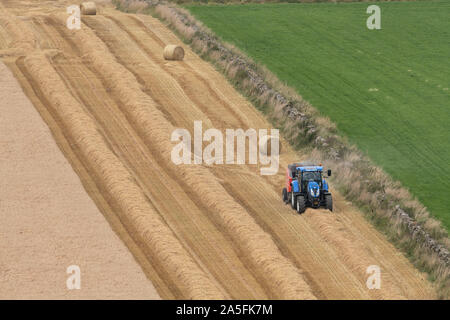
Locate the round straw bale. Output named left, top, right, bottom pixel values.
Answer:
left=80, top=2, right=97, bottom=15
left=163, top=44, right=184, bottom=61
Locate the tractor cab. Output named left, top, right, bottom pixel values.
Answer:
left=299, top=168, right=322, bottom=191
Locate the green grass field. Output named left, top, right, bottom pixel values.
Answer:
left=186, top=1, right=450, bottom=229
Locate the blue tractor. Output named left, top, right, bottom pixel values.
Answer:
left=282, top=163, right=333, bottom=213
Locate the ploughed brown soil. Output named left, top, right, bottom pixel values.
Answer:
left=0, top=0, right=436, bottom=299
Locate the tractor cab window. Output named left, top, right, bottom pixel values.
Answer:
left=301, top=171, right=321, bottom=182
left=300, top=171, right=322, bottom=192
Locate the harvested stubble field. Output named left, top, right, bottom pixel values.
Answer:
left=0, top=0, right=437, bottom=299
left=0, top=60, right=160, bottom=299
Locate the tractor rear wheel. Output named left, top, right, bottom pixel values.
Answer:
left=291, top=193, right=297, bottom=209
left=282, top=188, right=288, bottom=203
left=296, top=195, right=306, bottom=214
left=325, top=194, right=333, bottom=212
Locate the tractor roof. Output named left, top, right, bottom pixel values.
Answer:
left=297, top=166, right=323, bottom=172
left=288, top=162, right=323, bottom=172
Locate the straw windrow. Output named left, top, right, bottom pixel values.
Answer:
left=22, top=51, right=226, bottom=299
left=65, top=14, right=316, bottom=299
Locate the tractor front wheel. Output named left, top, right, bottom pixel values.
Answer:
left=282, top=188, right=288, bottom=204
left=325, top=194, right=333, bottom=212
left=296, top=195, right=306, bottom=214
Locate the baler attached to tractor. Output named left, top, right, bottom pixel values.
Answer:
left=282, top=163, right=333, bottom=213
